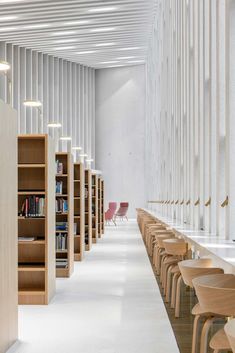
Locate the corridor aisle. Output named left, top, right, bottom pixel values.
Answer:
left=11, top=221, right=179, bottom=353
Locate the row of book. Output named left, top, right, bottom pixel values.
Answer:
left=56, top=198, right=68, bottom=214
left=56, top=160, right=64, bottom=174
left=56, top=222, right=68, bottom=231
left=56, top=259, right=68, bottom=268
left=56, top=181, right=63, bottom=195
left=19, top=196, right=45, bottom=218
left=56, top=233, right=67, bottom=251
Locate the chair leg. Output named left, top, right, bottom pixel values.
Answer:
left=175, top=275, right=182, bottom=318
left=165, top=265, right=174, bottom=302
left=171, top=272, right=180, bottom=308
left=192, top=314, right=201, bottom=353
left=112, top=219, right=116, bottom=226
left=200, top=317, right=215, bottom=353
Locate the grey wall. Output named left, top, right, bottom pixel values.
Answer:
left=95, top=65, right=146, bottom=218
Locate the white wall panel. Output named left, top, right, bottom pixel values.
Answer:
left=0, top=41, right=95, bottom=161
left=146, top=0, right=235, bottom=240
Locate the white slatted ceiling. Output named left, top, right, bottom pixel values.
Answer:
left=0, top=0, right=156, bottom=68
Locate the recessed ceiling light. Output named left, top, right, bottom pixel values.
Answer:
left=118, top=47, right=142, bottom=51
left=52, top=31, right=76, bottom=36
left=47, top=122, right=62, bottom=128
left=54, top=38, right=78, bottom=44
left=80, top=153, right=88, bottom=157
left=53, top=46, right=76, bottom=51
left=60, top=136, right=72, bottom=141
left=91, top=27, right=115, bottom=33
left=64, top=20, right=90, bottom=25
left=0, top=16, right=18, bottom=21
left=76, top=50, right=96, bottom=54
left=0, top=60, right=10, bottom=71
left=89, top=7, right=117, bottom=12
left=86, top=158, right=94, bottom=163
left=72, top=146, right=82, bottom=151
left=105, top=64, right=126, bottom=68
left=99, top=61, right=119, bottom=64
left=116, top=56, right=136, bottom=60
left=95, top=42, right=116, bottom=47
left=0, top=27, right=17, bottom=31
left=23, top=23, right=50, bottom=29
left=23, top=100, right=42, bottom=107
left=127, top=60, right=145, bottom=64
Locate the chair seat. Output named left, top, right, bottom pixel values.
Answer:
left=171, top=265, right=179, bottom=274
left=192, top=303, right=210, bottom=316
left=163, top=257, right=178, bottom=265
left=210, top=328, right=231, bottom=350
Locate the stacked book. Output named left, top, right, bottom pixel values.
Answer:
left=56, top=233, right=67, bottom=251
left=56, top=222, right=68, bottom=231
left=56, top=160, right=63, bottom=174
left=85, top=188, right=88, bottom=199
left=56, top=181, right=63, bottom=195
left=56, top=259, right=68, bottom=268
left=18, top=236, right=36, bottom=242
left=56, top=198, right=68, bottom=213
left=19, top=196, right=45, bottom=218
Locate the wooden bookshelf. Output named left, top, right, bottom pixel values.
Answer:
left=101, top=179, right=105, bottom=234
left=74, top=163, right=85, bottom=261
left=55, top=153, right=74, bottom=277
left=91, top=173, right=99, bottom=243
left=97, top=177, right=102, bottom=238
left=0, top=100, right=18, bottom=352
left=18, top=134, right=55, bottom=305
left=85, top=169, right=92, bottom=251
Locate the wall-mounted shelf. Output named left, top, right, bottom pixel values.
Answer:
left=55, top=153, right=74, bottom=278
left=85, top=169, right=92, bottom=251
left=74, top=163, right=85, bottom=261
left=101, top=179, right=105, bottom=234
left=18, top=134, right=55, bottom=305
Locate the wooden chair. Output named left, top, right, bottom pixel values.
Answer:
left=154, top=233, right=175, bottom=275
left=225, top=319, right=235, bottom=353
left=193, top=274, right=235, bottom=353
left=178, top=259, right=224, bottom=353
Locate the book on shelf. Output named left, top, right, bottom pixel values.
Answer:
left=74, top=223, right=77, bottom=235
left=18, top=236, right=36, bottom=242
left=19, top=196, right=45, bottom=218
left=56, top=160, right=63, bottom=175
left=85, top=188, right=88, bottom=199
left=56, top=222, right=68, bottom=231
left=56, top=259, right=68, bottom=268
left=56, top=198, right=68, bottom=213
left=56, top=181, right=63, bottom=195
left=56, top=233, right=67, bottom=250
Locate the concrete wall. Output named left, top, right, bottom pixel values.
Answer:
left=95, top=65, right=146, bottom=218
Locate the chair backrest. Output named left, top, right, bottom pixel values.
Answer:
left=109, top=202, right=117, bottom=211
left=116, top=202, right=129, bottom=216
left=225, top=319, right=235, bottom=353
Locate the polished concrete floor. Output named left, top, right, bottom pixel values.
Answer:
left=10, top=221, right=179, bottom=353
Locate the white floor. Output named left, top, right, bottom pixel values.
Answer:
left=10, top=221, right=179, bottom=353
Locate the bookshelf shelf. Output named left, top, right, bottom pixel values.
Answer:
left=18, top=134, right=56, bottom=305
left=74, top=163, right=85, bottom=261
left=0, top=100, right=18, bottom=353
left=91, top=173, right=99, bottom=243
left=55, top=153, right=74, bottom=277
left=98, top=177, right=105, bottom=237
left=55, top=152, right=74, bottom=277
left=84, top=169, right=92, bottom=251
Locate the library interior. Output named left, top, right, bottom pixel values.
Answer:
left=1, top=1, right=235, bottom=353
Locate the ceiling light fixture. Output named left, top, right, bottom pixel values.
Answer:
left=64, top=20, right=90, bottom=25
left=86, top=158, right=94, bottom=163
left=24, top=23, right=50, bottom=29
left=47, top=122, right=62, bottom=128
left=99, top=61, right=119, bottom=64
left=95, top=42, right=116, bottom=47
left=91, top=27, right=115, bottom=33
left=80, top=153, right=88, bottom=157
left=127, top=60, right=145, bottom=63
left=23, top=100, right=42, bottom=108
left=0, top=16, right=18, bottom=21
left=52, top=31, right=76, bottom=36
left=118, top=47, right=142, bottom=51
left=0, top=27, right=17, bottom=31
left=76, top=50, right=96, bottom=55
left=72, top=146, right=82, bottom=151
left=60, top=136, right=72, bottom=141
left=53, top=46, right=76, bottom=51
left=0, top=60, right=10, bottom=71
left=116, top=56, right=136, bottom=60
left=89, top=7, right=117, bottom=12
